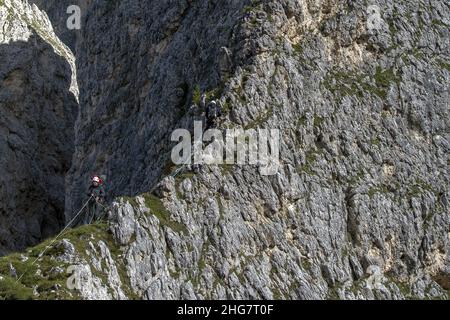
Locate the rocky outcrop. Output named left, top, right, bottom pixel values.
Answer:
left=64, top=0, right=250, bottom=217
left=0, top=0, right=78, bottom=254
left=62, top=0, right=449, bottom=299
left=28, top=0, right=88, bottom=51
left=0, top=0, right=448, bottom=300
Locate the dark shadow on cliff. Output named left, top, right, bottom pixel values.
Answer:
left=65, top=0, right=248, bottom=217
left=0, top=33, right=78, bottom=255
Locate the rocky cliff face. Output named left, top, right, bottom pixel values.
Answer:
left=0, top=0, right=449, bottom=300
left=28, top=0, right=89, bottom=51
left=64, top=0, right=251, bottom=217
left=0, top=0, right=78, bottom=254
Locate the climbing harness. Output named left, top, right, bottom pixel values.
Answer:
left=15, top=195, right=94, bottom=283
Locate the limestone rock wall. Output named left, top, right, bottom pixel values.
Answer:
left=0, top=0, right=78, bottom=254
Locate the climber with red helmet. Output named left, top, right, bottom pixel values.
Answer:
left=84, top=175, right=106, bottom=224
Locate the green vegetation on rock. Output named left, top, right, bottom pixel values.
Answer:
left=143, top=193, right=188, bottom=235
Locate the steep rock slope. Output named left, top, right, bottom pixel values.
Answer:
left=0, top=0, right=78, bottom=254
left=0, top=0, right=449, bottom=300
left=64, top=0, right=249, bottom=216
left=65, top=0, right=449, bottom=299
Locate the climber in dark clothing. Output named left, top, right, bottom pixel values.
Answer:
left=85, top=176, right=106, bottom=224
left=205, top=100, right=222, bottom=130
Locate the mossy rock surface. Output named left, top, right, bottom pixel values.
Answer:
left=142, top=193, right=188, bottom=235
left=0, top=223, right=111, bottom=300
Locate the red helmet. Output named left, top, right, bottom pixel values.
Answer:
left=91, top=175, right=103, bottom=184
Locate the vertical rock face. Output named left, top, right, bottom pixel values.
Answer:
left=0, top=0, right=448, bottom=300
left=65, top=0, right=248, bottom=216
left=0, top=0, right=78, bottom=254
left=57, top=0, right=448, bottom=299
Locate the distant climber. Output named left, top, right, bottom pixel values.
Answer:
left=85, top=175, right=106, bottom=224
left=205, top=100, right=222, bottom=129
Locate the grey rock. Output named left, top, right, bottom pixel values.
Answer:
left=0, top=0, right=77, bottom=254
left=1, top=0, right=449, bottom=301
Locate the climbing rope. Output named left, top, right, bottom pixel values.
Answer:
left=13, top=155, right=193, bottom=284
left=15, top=157, right=197, bottom=283
left=16, top=195, right=94, bottom=283
left=14, top=157, right=196, bottom=283
left=171, top=164, right=187, bottom=179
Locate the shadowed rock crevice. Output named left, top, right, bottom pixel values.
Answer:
left=0, top=32, right=78, bottom=255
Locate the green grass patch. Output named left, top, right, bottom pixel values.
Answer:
left=0, top=222, right=118, bottom=300
left=244, top=107, right=273, bottom=129
left=322, top=66, right=401, bottom=100
left=0, top=276, right=34, bottom=300
left=407, top=179, right=434, bottom=198
left=374, top=66, right=401, bottom=88
left=192, top=85, right=201, bottom=105
left=142, top=194, right=188, bottom=235
left=0, top=220, right=141, bottom=300
left=367, top=184, right=389, bottom=198
left=313, top=115, right=324, bottom=127
left=436, top=59, right=450, bottom=72
left=300, top=258, right=312, bottom=272
left=292, top=43, right=303, bottom=56
left=297, top=148, right=322, bottom=175
left=297, top=115, right=307, bottom=126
